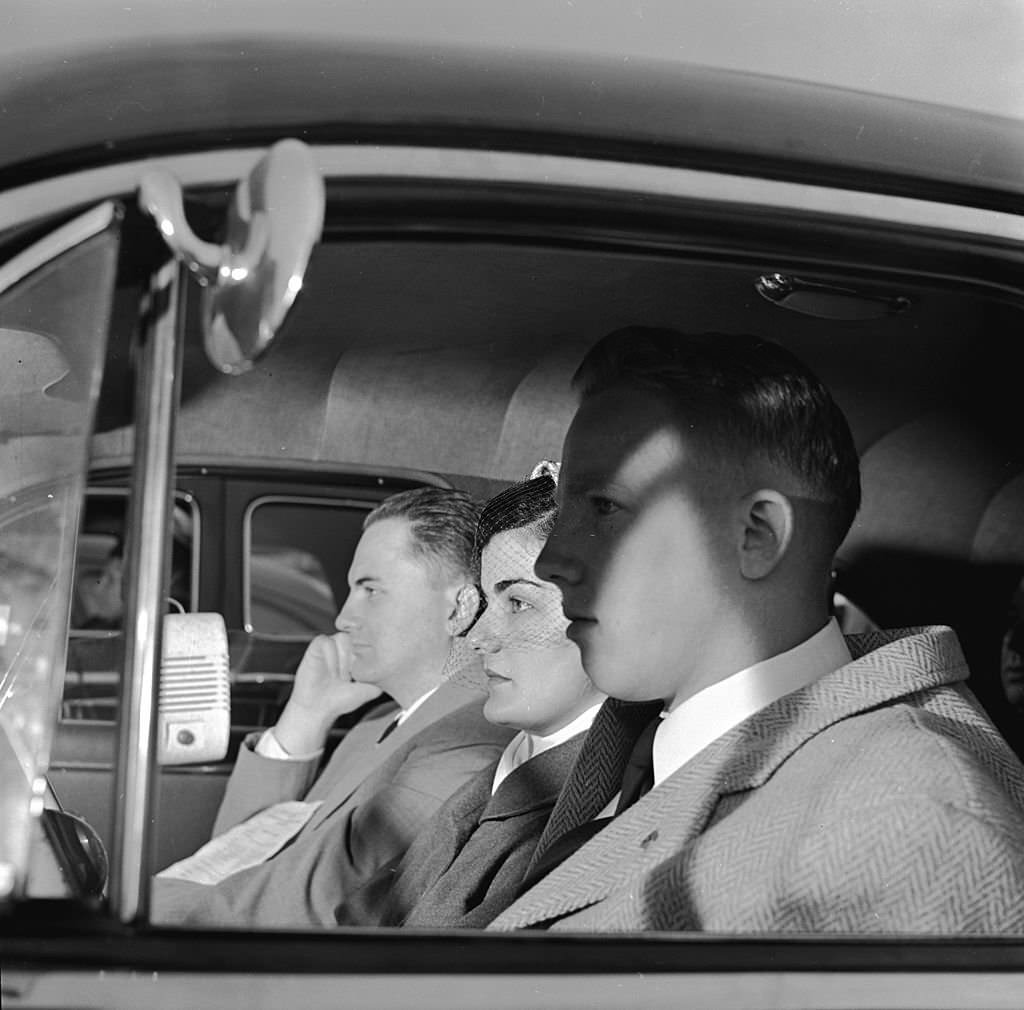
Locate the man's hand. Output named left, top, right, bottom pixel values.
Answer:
left=272, top=633, right=384, bottom=756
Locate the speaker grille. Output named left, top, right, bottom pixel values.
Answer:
left=159, top=655, right=230, bottom=713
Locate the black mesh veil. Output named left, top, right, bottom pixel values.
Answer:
left=443, top=461, right=562, bottom=690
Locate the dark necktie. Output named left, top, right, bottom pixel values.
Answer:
left=613, top=713, right=659, bottom=813
left=376, top=715, right=401, bottom=744
left=516, top=714, right=661, bottom=895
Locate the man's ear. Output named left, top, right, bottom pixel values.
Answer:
left=447, top=583, right=481, bottom=637
left=738, top=489, right=794, bottom=580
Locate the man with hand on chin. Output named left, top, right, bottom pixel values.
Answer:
left=152, top=487, right=513, bottom=928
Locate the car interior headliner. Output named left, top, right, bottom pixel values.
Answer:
left=86, top=240, right=1023, bottom=579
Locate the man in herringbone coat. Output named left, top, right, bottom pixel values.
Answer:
left=489, top=327, right=1024, bottom=933
left=491, top=626, right=1024, bottom=932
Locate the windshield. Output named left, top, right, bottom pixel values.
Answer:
left=0, top=206, right=119, bottom=903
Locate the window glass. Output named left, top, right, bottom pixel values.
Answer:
left=245, top=498, right=372, bottom=636
left=0, top=209, right=118, bottom=903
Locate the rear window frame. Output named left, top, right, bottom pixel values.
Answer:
left=241, top=494, right=375, bottom=638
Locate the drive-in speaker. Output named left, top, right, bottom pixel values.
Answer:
left=158, top=613, right=230, bottom=765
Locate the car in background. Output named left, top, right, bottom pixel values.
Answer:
left=1, top=4, right=1023, bottom=1007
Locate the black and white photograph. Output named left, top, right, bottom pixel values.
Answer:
left=1, top=2, right=1023, bottom=1007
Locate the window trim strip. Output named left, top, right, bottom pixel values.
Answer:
left=241, top=494, right=374, bottom=637
left=0, top=147, right=1020, bottom=244
left=0, top=200, right=118, bottom=295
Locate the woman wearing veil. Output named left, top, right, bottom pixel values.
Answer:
left=334, top=465, right=604, bottom=928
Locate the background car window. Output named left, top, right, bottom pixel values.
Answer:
left=63, top=493, right=198, bottom=721
left=245, top=497, right=372, bottom=636
left=70, top=492, right=197, bottom=631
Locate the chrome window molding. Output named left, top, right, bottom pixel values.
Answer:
left=0, top=146, right=1021, bottom=244
left=0, top=200, right=118, bottom=295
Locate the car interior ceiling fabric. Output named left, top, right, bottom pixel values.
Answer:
left=87, top=243, right=1015, bottom=471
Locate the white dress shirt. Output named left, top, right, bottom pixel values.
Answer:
left=651, top=618, right=851, bottom=786
left=491, top=702, right=603, bottom=794
left=597, top=619, right=851, bottom=815
left=256, top=686, right=440, bottom=761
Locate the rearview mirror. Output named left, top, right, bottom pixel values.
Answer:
left=138, top=139, right=325, bottom=374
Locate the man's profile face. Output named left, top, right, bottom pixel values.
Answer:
left=335, top=517, right=456, bottom=690
left=535, top=385, right=736, bottom=710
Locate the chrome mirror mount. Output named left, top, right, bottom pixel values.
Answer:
left=139, top=139, right=325, bottom=374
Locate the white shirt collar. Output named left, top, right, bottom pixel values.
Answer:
left=491, top=702, right=603, bottom=795
left=395, top=684, right=440, bottom=726
left=652, top=618, right=851, bottom=787
left=259, top=685, right=442, bottom=761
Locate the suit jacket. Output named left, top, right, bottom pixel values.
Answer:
left=334, top=732, right=585, bottom=929
left=490, top=627, right=1024, bottom=934
left=151, top=682, right=513, bottom=927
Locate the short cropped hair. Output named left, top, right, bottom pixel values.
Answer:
left=364, top=487, right=482, bottom=583
left=476, top=474, right=558, bottom=558
left=573, top=327, right=861, bottom=551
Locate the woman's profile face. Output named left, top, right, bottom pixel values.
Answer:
left=470, top=525, right=602, bottom=737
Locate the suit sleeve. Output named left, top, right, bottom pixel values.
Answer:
left=211, top=732, right=322, bottom=836
left=150, top=709, right=509, bottom=928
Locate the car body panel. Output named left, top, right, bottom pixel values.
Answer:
left=6, top=966, right=1024, bottom=1010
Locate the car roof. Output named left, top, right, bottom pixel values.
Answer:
left=2, top=34, right=1023, bottom=211
left=5, top=1, right=1023, bottom=111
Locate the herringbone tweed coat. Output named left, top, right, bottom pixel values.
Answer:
left=333, top=732, right=585, bottom=928
left=489, top=627, right=1024, bottom=933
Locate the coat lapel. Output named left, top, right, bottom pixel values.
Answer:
left=480, top=733, right=587, bottom=825
left=306, top=682, right=478, bottom=830
left=497, top=723, right=741, bottom=927
left=384, top=732, right=589, bottom=922
left=527, top=698, right=662, bottom=873
left=494, top=626, right=970, bottom=929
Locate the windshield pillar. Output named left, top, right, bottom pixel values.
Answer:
left=110, top=258, right=185, bottom=923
